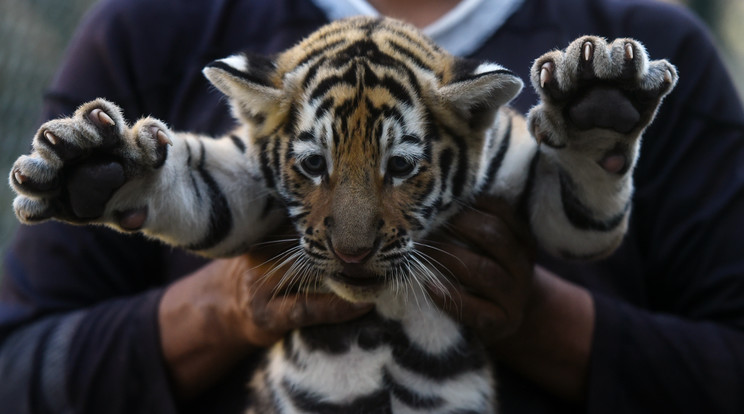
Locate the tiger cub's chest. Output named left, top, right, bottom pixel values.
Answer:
left=248, top=292, right=497, bottom=414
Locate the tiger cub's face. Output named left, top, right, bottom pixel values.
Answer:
left=204, top=17, right=522, bottom=302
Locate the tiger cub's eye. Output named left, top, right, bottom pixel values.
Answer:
left=387, top=156, right=415, bottom=177
left=301, top=155, right=327, bottom=176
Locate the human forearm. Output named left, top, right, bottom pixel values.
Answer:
left=489, top=266, right=594, bottom=402
left=158, top=259, right=260, bottom=400
left=0, top=312, right=84, bottom=413
left=0, top=289, right=181, bottom=414
left=586, top=293, right=744, bottom=413
left=158, top=252, right=375, bottom=401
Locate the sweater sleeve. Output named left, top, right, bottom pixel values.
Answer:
left=0, top=223, right=180, bottom=413
left=0, top=1, right=198, bottom=412
left=583, top=5, right=744, bottom=412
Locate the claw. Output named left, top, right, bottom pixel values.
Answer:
left=13, top=170, right=26, bottom=185
left=535, top=132, right=545, bottom=145
left=540, top=62, right=554, bottom=88
left=583, top=42, right=593, bottom=61
left=624, top=43, right=634, bottom=61
left=155, top=129, right=173, bottom=146
left=92, top=109, right=115, bottom=127
left=43, top=130, right=58, bottom=145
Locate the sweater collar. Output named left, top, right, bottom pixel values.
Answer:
left=310, top=0, right=524, bottom=56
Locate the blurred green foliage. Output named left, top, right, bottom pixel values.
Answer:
left=0, top=0, right=97, bottom=264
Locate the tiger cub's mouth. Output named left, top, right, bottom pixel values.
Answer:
left=329, top=263, right=386, bottom=287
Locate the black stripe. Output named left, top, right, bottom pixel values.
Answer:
left=379, top=75, right=412, bottom=106
left=288, top=310, right=486, bottom=408
left=282, top=333, right=303, bottom=368
left=305, top=238, right=327, bottom=251
left=271, top=138, right=282, bottom=188
left=385, top=26, right=439, bottom=60
left=382, top=105, right=403, bottom=124
left=387, top=40, right=434, bottom=72
left=419, top=204, right=435, bottom=220
left=452, top=58, right=515, bottom=83
left=298, top=312, right=386, bottom=354
left=559, top=170, right=629, bottom=231
left=303, top=249, right=328, bottom=261
left=467, top=68, right=516, bottom=81
left=296, top=39, right=344, bottom=68
left=310, top=64, right=357, bottom=101
left=258, top=139, right=276, bottom=189
left=229, top=135, right=246, bottom=153
left=516, top=150, right=540, bottom=220
left=189, top=172, right=201, bottom=201
left=452, top=58, right=481, bottom=82
left=301, top=56, right=324, bottom=89
left=185, top=144, right=202, bottom=200
left=314, top=97, right=334, bottom=119
left=185, top=141, right=193, bottom=165
left=185, top=142, right=233, bottom=251
left=380, top=251, right=407, bottom=263
left=384, top=370, right=444, bottom=409
left=283, top=378, right=391, bottom=414
left=380, top=239, right=405, bottom=253
left=389, top=327, right=487, bottom=381
left=206, top=60, right=271, bottom=88
left=297, top=131, right=314, bottom=142
left=401, top=134, right=420, bottom=144
left=439, top=125, right=470, bottom=199
left=289, top=210, right=310, bottom=221
left=413, top=178, right=436, bottom=205
left=283, top=102, right=299, bottom=135
left=439, top=148, right=454, bottom=194
left=558, top=247, right=614, bottom=261
left=451, top=144, right=469, bottom=199
left=259, top=196, right=275, bottom=219
left=402, top=212, right=425, bottom=231
left=482, top=118, right=512, bottom=191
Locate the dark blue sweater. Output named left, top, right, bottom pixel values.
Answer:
left=2, top=0, right=744, bottom=413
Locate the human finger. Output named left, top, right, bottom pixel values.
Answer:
left=261, top=293, right=374, bottom=331
left=423, top=241, right=528, bottom=305
left=450, top=197, right=535, bottom=259
left=427, top=281, right=520, bottom=343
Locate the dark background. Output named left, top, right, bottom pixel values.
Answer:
left=1, top=0, right=742, bottom=265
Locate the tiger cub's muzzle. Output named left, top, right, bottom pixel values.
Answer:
left=327, top=236, right=385, bottom=287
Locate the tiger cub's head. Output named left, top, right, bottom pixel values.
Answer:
left=204, top=17, right=522, bottom=302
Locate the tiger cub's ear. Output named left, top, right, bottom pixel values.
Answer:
left=203, top=53, right=282, bottom=122
left=440, top=59, right=523, bottom=129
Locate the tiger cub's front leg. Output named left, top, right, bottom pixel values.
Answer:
left=525, top=37, right=677, bottom=259
left=10, top=99, right=282, bottom=257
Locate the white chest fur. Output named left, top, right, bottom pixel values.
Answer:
left=250, top=288, right=497, bottom=414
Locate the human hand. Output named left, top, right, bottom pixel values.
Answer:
left=229, top=241, right=376, bottom=347
left=423, top=197, right=535, bottom=345
left=159, top=229, right=373, bottom=398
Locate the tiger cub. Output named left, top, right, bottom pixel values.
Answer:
left=11, top=16, right=676, bottom=414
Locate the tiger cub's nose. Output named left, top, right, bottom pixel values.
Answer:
left=333, top=247, right=373, bottom=264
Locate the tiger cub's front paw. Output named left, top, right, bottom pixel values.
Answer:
left=528, top=36, right=677, bottom=172
left=10, top=99, right=172, bottom=227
